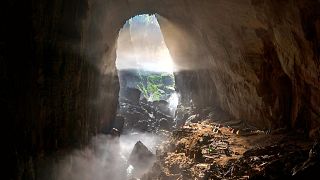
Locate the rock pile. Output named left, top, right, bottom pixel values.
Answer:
left=142, top=121, right=318, bottom=179
left=118, top=98, right=175, bottom=133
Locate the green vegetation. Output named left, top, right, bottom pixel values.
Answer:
left=137, top=72, right=175, bottom=101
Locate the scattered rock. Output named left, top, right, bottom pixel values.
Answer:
left=118, top=98, right=175, bottom=133
left=159, top=118, right=170, bottom=130
left=292, top=139, right=320, bottom=178
left=143, top=121, right=316, bottom=179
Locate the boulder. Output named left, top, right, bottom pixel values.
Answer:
left=129, top=141, right=155, bottom=168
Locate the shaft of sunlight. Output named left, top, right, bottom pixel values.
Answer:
left=116, top=14, right=175, bottom=73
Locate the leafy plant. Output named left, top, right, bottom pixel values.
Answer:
left=137, top=71, right=175, bottom=101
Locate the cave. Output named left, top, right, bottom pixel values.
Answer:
left=2, top=0, right=320, bottom=179
left=115, top=14, right=178, bottom=133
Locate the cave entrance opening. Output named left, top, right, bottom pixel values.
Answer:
left=115, top=14, right=179, bottom=133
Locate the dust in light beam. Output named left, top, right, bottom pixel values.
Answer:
left=116, top=14, right=175, bottom=73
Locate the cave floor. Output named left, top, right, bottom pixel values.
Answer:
left=140, top=121, right=319, bottom=180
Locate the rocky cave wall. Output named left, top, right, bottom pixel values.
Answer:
left=154, top=0, right=320, bottom=133
left=2, top=0, right=320, bottom=179
left=86, top=0, right=319, bottom=131
left=2, top=0, right=120, bottom=178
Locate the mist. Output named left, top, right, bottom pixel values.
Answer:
left=48, top=132, right=163, bottom=180
left=116, top=14, right=175, bottom=73
left=49, top=15, right=173, bottom=180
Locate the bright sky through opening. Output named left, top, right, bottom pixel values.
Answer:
left=116, top=14, right=175, bottom=72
